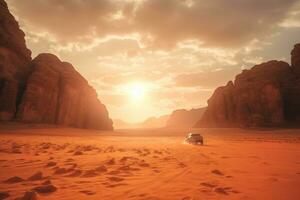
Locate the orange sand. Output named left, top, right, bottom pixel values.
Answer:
left=0, top=125, right=300, bottom=200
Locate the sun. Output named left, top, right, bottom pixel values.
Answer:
left=119, top=81, right=151, bottom=103
left=128, top=83, right=146, bottom=101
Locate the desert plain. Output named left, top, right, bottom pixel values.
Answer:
left=0, top=124, right=300, bottom=200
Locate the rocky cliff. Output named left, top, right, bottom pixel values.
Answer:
left=0, top=0, right=31, bottom=120
left=166, top=108, right=206, bottom=128
left=0, top=0, right=112, bottom=130
left=195, top=44, right=300, bottom=128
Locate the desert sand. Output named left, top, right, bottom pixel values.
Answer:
left=0, top=124, right=300, bottom=200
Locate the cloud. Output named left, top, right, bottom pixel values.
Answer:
left=280, top=1, right=300, bottom=27
left=173, top=68, right=240, bottom=88
left=8, top=0, right=299, bottom=49
left=6, top=0, right=300, bottom=122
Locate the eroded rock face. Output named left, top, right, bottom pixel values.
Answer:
left=0, top=0, right=113, bottom=130
left=291, top=43, right=300, bottom=74
left=196, top=45, right=300, bottom=128
left=16, top=54, right=113, bottom=129
left=0, top=0, right=31, bottom=120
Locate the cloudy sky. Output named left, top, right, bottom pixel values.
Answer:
left=6, top=0, right=300, bottom=122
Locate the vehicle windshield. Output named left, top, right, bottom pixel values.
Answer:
left=188, top=133, right=201, bottom=137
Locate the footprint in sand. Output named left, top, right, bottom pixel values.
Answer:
left=221, top=156, right=230, bottom=159
left=211, top=169, right=224, bottom=176
left=42, top=179, right=52, bottom=185
left=163, top=156, right=174, bottom=161
left=53, top=167, right=74, bottom=175
left=104, top=146, right=115, bottom=153
left=16, top=191, right=37, bottom=200
left=214, top=187, right=232, bottom=195
left=107, top=176, right=124, bottom=182
left=64, top=163, right=77, bottom=169
left=137, top=193, right=147, bottom=197
left=95, top=165, right=107, bottom=173
left=40, top=143, right=51, bottom=150
left=200, top=182, right=239, bottom=195
left=73, top=151, right=83, bottom=156
left=33, top=184, right=57, bottom=194
left=48, top=156, right=54, bottom=160
left=216, top=186, right=240, bottom=195
left=79, top=190, right=96, bottom=195
left=119, top=156, right=137, bottom=163
left=65, top=169, right=82, bottom=177
left=152, top=169, right=160, bottom=173
left=133, top=148, right=142, bottom=154
left=75, top=180, right=91, bottom=184
left=118, top=165, right=140, bottom=172
left=117, top=148, right=126, bottom=152
left=178, top=162, right=186, bottom=168
left=0, top=191, right=10, bottom=199
left=46, top=161, right=57, bottom=167
left=154, top=150, right=163, bottom=155
left=11, top=148, right=22, bottom=154
left=96, top=148, right=102, bottom=153
left=81, top=145, right=93, bottom=152
left=27, top=171, right=43, bottom=181
left=67, top=149, right=75, bottom=153
left=81, top=170, right=98, bottom=177
left=3, top=176, right=24, bottom=184
left=65, top=158, right=75, bottom=162
left=107, top=170, right=121, bottom=175
left=105, top=158, right=116, bottom=165
left=200, top=182, right=217, bottom=188
left=139, top=161, right=150, bottom=168
left=105, top=183, right=128, bottom=188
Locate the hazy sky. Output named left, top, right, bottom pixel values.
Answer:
left=6, top=0, right=300, bottom=122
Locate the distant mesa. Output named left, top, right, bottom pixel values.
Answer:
left=0, top=0, right=112, bottom=130
left=141, top=115, right=170, bottom=128
left=196, top=44, right=300, bottom=128
left=114, top=108, right=206, bottom=129
left=166, top=107, right=206, bottom=128
left=114, top=115, right=169, bottom=129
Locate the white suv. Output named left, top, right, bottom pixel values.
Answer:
left=185, top=133, right=203, bottom=145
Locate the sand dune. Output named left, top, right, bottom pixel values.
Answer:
left=0, top=126, right=300, bottom=199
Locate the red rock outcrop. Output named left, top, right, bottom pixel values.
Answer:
left=291, top=43, right=300, bottom=74
left=0, top=0, right=31, bottom=120
left=16, top=54, right=112, bottom=129
left=0, top=0, right=113, bottom=130
left=196, top=45, right=300, bottom=128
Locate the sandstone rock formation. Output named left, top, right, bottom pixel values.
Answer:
left=291, top=43, right=300, bottom=74
left=0, top=0, right=112, bottom=130
left=196, top=45, right=300, bottom=128
left=166, top=108, right=206, bottom=128
left=0, top=0, right=31, bottom=120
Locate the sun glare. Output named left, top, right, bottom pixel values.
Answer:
left=127, top=82, right=146, bottom=102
